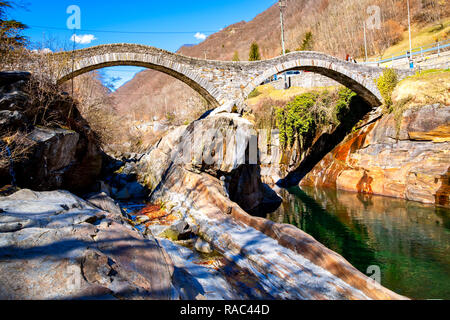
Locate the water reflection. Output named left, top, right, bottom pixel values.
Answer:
left=267, top=186, right=450, bottom=300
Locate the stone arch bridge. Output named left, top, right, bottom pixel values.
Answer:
left=51, top=43, right=410, bottom=109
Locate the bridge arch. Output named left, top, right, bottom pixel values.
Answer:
left=55, top=44, right=222, bottom=108
left=50, top=45, right=406, bottom=111
left=243, top=52, right=384, bottom=107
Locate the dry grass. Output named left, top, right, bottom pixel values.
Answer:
left=0, top=131, right=35, bottom=168
left=380, top=18, right=450, bottom=59
left=392, top=69, right=450, bottom=108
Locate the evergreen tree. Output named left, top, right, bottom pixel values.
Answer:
left=249, top=42, right=261, bottom=61
left=0, top=1, right=28, bottom=52
left=297, top=31, right=313, bottom=51
left=232, top=51, right=240, bottom=61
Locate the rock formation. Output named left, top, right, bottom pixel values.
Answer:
left=0, top=189, right=174, bottom=300
left=0, top=71, right=103, bottom=192
left=300, top=104, right=450, bottom=207
left=137, top=113, right=268, bottom=213
left=133, top=110, right=406, bottom=300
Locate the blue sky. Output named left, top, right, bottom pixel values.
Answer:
left=11, top=0, right=276, bottom=89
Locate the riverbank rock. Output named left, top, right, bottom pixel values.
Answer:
left=137, top=125, right=187, bottom=192
left=0, top=110, right=26, bottom=129
left=300, top=104, right=450, bottom=207
left=137, top=113, right=267, bottom=212
left=0, top=189, right=175, bottom=300
left=87, top=192, right=125, bottom=219
left=0, top=71, right=103, bottom=193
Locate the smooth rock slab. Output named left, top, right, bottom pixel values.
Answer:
left=0, top=189, right=175, bottom=300
left=302, top=105, right=450, bottom=206
left=151, top=168, right=407, bottom=300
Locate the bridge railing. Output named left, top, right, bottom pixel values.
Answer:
left=361, top=38, right=450, bottom=67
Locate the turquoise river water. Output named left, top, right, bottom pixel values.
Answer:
left=267, top=186, right=450, bottom=300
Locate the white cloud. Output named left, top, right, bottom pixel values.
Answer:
left=70, top=34, right=97, bottom=45
left=194, top=32, right=207, bottom=41
left=31, top=48, right=53, bottom=54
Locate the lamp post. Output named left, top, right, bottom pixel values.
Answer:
left=279, top=0, right=287, bottom=56
left=279, top=0, right=288, bottom=88
left=407, top=0, right=413, bottom=68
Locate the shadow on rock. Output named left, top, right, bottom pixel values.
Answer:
left=277, top=96, right=373, bottom=188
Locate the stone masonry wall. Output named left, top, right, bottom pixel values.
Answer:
left=49, top=44, right=413, bottom=109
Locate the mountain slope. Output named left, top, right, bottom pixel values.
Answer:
left=112, top=0, right=448, bottom=120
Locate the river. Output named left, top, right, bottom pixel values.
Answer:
left=266, top=186, right=450, bottom=300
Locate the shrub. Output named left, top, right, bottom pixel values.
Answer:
left=376, top=68, right=398, bottom=113
left=248, top=88, right=261, bottom=99
left=271, top=86, right=358, bottom=150
left=0, top=131, right=35, bottom=170
left=276, top=93, right=317, bottom=149
left=335, top=87, right=357, bottom=122
left=166, top=112, right=176, bottom=124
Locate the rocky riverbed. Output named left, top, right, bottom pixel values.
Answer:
left=109, top=109, right=405, bottom=300
left=0, top=186, right=405, bottom=300
left=3, top=69, right=447, bottom=300
left=0, top=84, right=406, bottom=299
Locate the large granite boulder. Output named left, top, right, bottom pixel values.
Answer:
left=137, top=113, right=267, bottom=213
